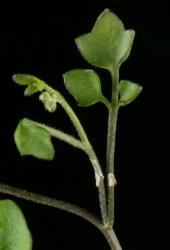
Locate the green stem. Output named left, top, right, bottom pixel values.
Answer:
left=45, top=85, right=88, bottom=143
left=27, top=119, right=87, bottom=152
left=45, top=85, right=103, bottom=177
left=0, top=183, right=122, bottom=250
left=86, top=147, right=108, bottom=225
left=29, top=114, right=108, bottom=225
left=98, top=179, right=108, bottom=226
left=106, top=69, right=119, bottom=227
left=44, top=84, right=108, bottom=226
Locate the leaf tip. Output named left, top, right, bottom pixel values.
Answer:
left=12, top=74, right=20, bottom=84
left=98, top=8, right=112, bottom=17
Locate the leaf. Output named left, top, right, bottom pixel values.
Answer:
left=14, top=118, right=55, bottom=160
left=12, top=74, right=45, bottom=95
left=118, top=80, right=143, bottom=106
left=12, top=74, right=44, bottom=87
left=63, top=69, right=105, bottom=106
left=75, top=9, right=135, bottom=70
left=0, top=199, right=32, bottom=250
left=24, top=84, right=41, bottom=96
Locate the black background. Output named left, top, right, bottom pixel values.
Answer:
left=0, top=1, right=169, bottom=249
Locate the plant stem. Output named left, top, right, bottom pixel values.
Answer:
left=34, top=118, right=108, bottom=225
left=27, top=119, right=87, bottom=152
left=0, top=183, right=122, bottom=250
left=106, top=69, right=119, bottom=227
left=98, top=178, right=108, bottom=226
left=86, top=146, right=108, bottom=225
left=45, top=85, right=89, bottom=144
left=45, top=85, right=103, bottom=177
left=106, top=229, right=122, bottom=250
left=44, top=84, right=108, bottom=226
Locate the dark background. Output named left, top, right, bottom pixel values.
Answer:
left=0, top=1, right=169, bottom=249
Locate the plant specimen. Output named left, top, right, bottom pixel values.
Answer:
left=0, top=9, right=142, bottom=250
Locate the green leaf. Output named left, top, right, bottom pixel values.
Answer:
left=0, top=199, right=32, bottom=250
left=118, top=80, right=143, bottom=106
left=63, top=69, right=105, bottom=106
left=14, top=118, right=55, bottom=160
left=114, top=30, right=135, bottom=66
left=75, top=9, right=135, bottom=70
left=24, top=84, right=41, bottom=96
left=12, top=74, right=45, bottom=95
left=12, top=74, right=44, bottom=87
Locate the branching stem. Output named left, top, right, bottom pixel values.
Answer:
left=6, top=64, right=122, bottom=249
left=27, top=119, right=87, bottom=152
left=0, top=183, right=121, bottom=250
left=44, top=84, right=108, bottom=226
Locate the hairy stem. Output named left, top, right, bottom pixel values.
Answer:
left=45, top=85, right=89, bottom=143
left=98, top=179, right=108, bottom=226
left=0, top=183, right=121, bottom=250
left=106, top=106, right=119, bottom=226
left=27, top=119, right=87, bottom=152
left=106, top=229, right=122, bottom=250
left=44, top=84, right=108, bottom=225
left=45, top=85, right=104, bottom=178
left=33, top=117, right=108, bottom=225
left=87, top=146, right=108, bottom=225
left=106, top=69, right=119, bottom=227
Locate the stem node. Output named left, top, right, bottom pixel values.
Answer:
left=108, top=173, right=117, bottom=187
